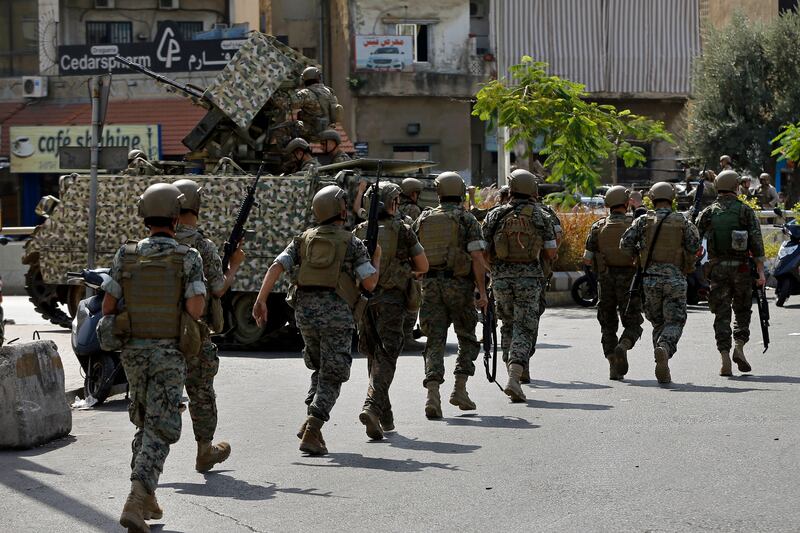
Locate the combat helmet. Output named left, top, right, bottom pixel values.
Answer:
left=715, top=169, right=739, bottom=193
left=285, top=137, right=311, bottom=155
left=319, top=129, right=341, bottom=144
left=508, top=169, right=539, bottom=197
left=365, top=182, right=403, bottom=214
left=435, top=172, right=466, bottom=198
left=759, top=172, right=771, bottom=183
left=648, top=182, right=675, bottom=202
left=137, top=183, right=184, bottom=219
left=401, top=177, right=423, bottom=196
left=128, top=148, right=146, bottom=162
left=604, top=185, right=629, bottom=208
left=302, top=66, right=321, bottom=82
left=173, top=179, right=203, bottom=214
left=312, top=185, right=347, bottom=223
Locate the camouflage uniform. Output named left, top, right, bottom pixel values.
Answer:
left=620, top=209, right=701, bottom=358
left=399, top=198, right=422, bottom=222
left=414, top=203, right=486, bottom=385
left=483, top=201, right=557, bottom=369
left=354, top=216, right=424, bottom=425
left=268, top=88, right=299, bottom=149
left=175, top=224, right=225, bottom=443
left=318, top=149, right=351, bottom=166
left=275, top=227, right=375, bottom=422
left=294, top=84, right=339, bottom=141
left=102, top=236, right=206, bottom=493
left=689, top=181, right=717, bottom=212
left=282, top=156, right=320, bottom=175
left=584, top=213, right=643, bottom=356
left=696, top=196, right=765, bottom=352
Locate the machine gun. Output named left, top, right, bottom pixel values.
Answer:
left=750, top=257, right=770, bottom=353
left=114, top=55, right=206, bottom=100
left=482, top=281, right=503, bottom=391
left=222, top=161, right=264, bottom=272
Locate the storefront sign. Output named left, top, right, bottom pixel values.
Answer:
left=354, top=141, right=369, bottom=157
left=9, top=125, right=160, bottom=173
left=355, top=36, right=413, bottom=72
left=58, top=23, right=245, bottom=76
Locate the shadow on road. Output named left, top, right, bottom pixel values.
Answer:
left=534, top=343, right=572, bottom=350
left=293, top=452, right=459, bottom=472
left=443, top=414, right=539, bottom=429
left=526, top=399, right=613, bottom=410
left=529, top=379, right=612, bottom=390
left=384, top=433, right=481, bottom=454
left=624, top=379, right=766, bottom=393
left=730, top=374, right=800, bottom=384
left=161, top=471, right=336, bottom=500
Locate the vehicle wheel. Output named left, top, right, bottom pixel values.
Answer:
left=231, top=293, right=265, bottom=346
left=571, top=275, right=598, bottom=307
left=84, top=354, right=115, bottom=405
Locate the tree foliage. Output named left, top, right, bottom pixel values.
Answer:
left=472, top=57, right=673, bottom=194
left=686, top=11, right=800, bottom=173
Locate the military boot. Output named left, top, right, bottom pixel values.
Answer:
left=299, top=416, right=328, bottom=455
left=449, top=374, right=477, bottom=410
left=654, top=346, right=671, bottom=384
left=732, top=341, right=752, bottom=373
left=119, top=480, right=150, bottom=533
left=607, top=354, right=623, bottom=381
left=403, top=337, right=426, bottom=352
left=719, top=350, right=733, bottom=377
left=424, top=382, right=442, bottom=419
left=380, top=410, right=395, bottom=432
left=195, top=441, right=231, bottom=473
left=520, top=367, right=531, bottom=384
left=142, top=491, right=163, bottom=521
left=504, top=363, right=527, bottom=402
left=359, top=408, right=384, bottom=440
left=614, top=338, right=632, bottom=376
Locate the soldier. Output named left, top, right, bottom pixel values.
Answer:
left=719, top=154, right=734, bottom=171
left=293, top=66, right=342, bottom=141
left=414, top=172, right=488, bottom=418
left=354, top=182, right=429, bottom=439
left=399, top=177, right=424, bottom=221
left=252, top=185, right=380, bottom=455
left=124, top=148, right=160, bottom=176
left=398, top=177, right=425, bottom=351
left=755, top=173, right=779, bottom=208
left=583, top=186, right=643, bottom=380
left=695, top=170, right=766, bottom=376
left=483, top=171, right=557, bottom=401
left=738, top=175, right=753, bottom=198
left=173, top=179, right=245, bottom=473
left=317, top=129, right=351, bottom=165
left=688, top=170, right=717, bottom=212
left=282, top=137, right=320, bottom=174
left=101, top=183, right=206, bottom=532
left=620, top=182, right=701, bottom=384
left=628, top=190, right=647, bottom=219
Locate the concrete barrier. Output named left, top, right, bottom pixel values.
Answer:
left=0, top=340, right=72, bottom=449
left=0, top=240, right=28, bottom=295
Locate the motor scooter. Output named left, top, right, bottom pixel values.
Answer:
left=68, top=269, right=127, bottom=404
left=774, top=221, right=800, bottom=307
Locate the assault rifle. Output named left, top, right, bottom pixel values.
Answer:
left=583, top=264, right=598, bottom=300
left=222, top=161, right=264, bottom=272
left=690, top=163, right=708, bottom=222
left=625, top=214, right=668, bottom=315
left=750, top=257, right=770, bottom=353
left=482, top=281, right=503, bottom=391
left=364, top=162, right=383, bottom=256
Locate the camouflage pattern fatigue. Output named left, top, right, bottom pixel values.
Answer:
left=281, top=156, right=320, bottom=175
left=102, top=236, right=206, bottom=493
left=318, top=150, right=351, bottom=166
left=399, top=200, right=422, bottom=222
left=267, top=88, right=297, bottom=148
left=294, top=84, right=339, bottom=141
left=419, top=276, right=480, bottom=384
left=275, top=226, right=375, bottom=421
left=596, top=269, right=643, bottom=355
left=696, top=195, right=766, bottom=352
left=689, top=181, right=717, bottom=212
left=620, top=208, right=701, bottom=357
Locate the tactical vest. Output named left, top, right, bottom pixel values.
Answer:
left=708, top=201, right=748, bottom=259
left=417, top=208, right=472, bottom=277
left=640, top=212, right=694, bottom=272
left=492, top=204, right=543, bottom=263
left=121, top=241, right=187, bottom=339
left=355, top=218, right=407, bottom=290
left=596, top=216, right=634, bottom=269
left=297, top=225, right=350, bottom=288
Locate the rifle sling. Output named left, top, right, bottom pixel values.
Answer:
left=643, top=213, right=670, bottom=273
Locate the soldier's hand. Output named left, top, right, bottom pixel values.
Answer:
left=757, top=272, right=767, bottom=288
left=475, top=292, right=488, bottom=312
left=372, top=243, right=382, bottom=262
left=358, top=179, right=369, bottom=194
left=252, top=299, right=268, bottom=328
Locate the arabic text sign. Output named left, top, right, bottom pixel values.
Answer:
left=9, top=125, right=160, bottom=173
left=58, top=23, right=245, bottom=75
left=355, top=36, right=413, bottom=72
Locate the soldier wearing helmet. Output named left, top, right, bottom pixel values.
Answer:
left=755, top=172, right=779, bottom=208
left=688, top=169, right=717, bottom=213
left=584, top=185, right=643, bottom=380
left=293, top=66, right=342, bottom=141
left=253, top=184, right=380, bottom=456
left=695, top=169, right=766, bottom=377
left=719, top=154, right=734, bottom=171
left=101, top=183, right=206, bottom=531
left=124, top=148, right=160, bottom=176
left=173, top=179, right=245, bottom=474
left=413, top=172, right=488, bottom=417
left=621, top=182, right=701, bottom=384
left=397, top=177, right=424, bottom=221
left=283, top=137, right=319, bottom=174
left=352, top=182, right=429, bottom=439
left=317, top=129, right=351, bottom=165
left=483, top=169, right=557, bottom=401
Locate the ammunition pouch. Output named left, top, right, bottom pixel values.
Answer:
left=405, top=277, right=422, bottom=313
left=179, top=311, right=209, bottom=359
left=493, top=205, right=543, bottom=263
left=97, top=314, right=124, bottom=351
left=208, top=296, right=225, bottom=334
left=335, top=272, right=367, bottom=322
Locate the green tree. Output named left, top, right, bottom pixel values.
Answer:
left=472, top=56, right=672, bottom=194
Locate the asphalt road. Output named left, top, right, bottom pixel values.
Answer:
left=1, top=295, right=800, bottom=532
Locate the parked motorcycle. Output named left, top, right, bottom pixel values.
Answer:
left=68, top=269, right=127, bottom=404
left=774, top=221, right=800, bottom=307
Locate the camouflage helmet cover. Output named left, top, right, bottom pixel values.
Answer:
left=604, top=185, right=629, bottom=208
left=319, top=129, right=341, bottom=144
left=312, top=184, right=346, bottom=222
left=508, top=169, right=539, bottom=197
left=435, top=171, right=466, bottom=197
left=137, top=183, right=185, bottom=219
left=379, top=182, right=402, bottom=205
left=173, top=179, right=203, bottom=213
left=401, top=177, right=423, bottom=195
left=302, top=66, right=321, bottom=81
left=715, top=169, right=740, bottom=192
left=648, top=182, right=675, bottom=202
left=285, top=137, right=311, bottom=154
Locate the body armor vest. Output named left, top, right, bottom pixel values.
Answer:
left=417, top=208, right=472, bottom=277
left=708, top=201, right=747, bottom=259
left=297, top=225, right=350, bottom=288
left=355, top=218, right=406, bottom=290
left=121, top=241, right=188, bottom=339
left=640, top=213, right=693, bottom=271
left=492, top=204, right=543, bottom=263
left=596, top=216, right=634, bottom=268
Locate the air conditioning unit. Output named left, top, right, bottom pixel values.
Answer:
left=22, top=76, right=47, bottom=98
left=159, top=0, right=180, bottom=9
left=470, top=1, right=486, bottom=18
left=94, top=0, right=115, bottom=8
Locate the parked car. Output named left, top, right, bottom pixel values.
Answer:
left=366, top=47, right=404, bottom=70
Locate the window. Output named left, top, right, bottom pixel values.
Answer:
left=393, top=145, right=431, bottom=161
left=86, top=21, right=132, bottom=44
left=157, top=21, right=203, bottom=41
left=396, top=23, right=429, bottom=62
left=780, top=0, right=798, bottom=13
left=302, top=47, right=317, bottom=60
left=0, top=0, right=39, bottom=76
